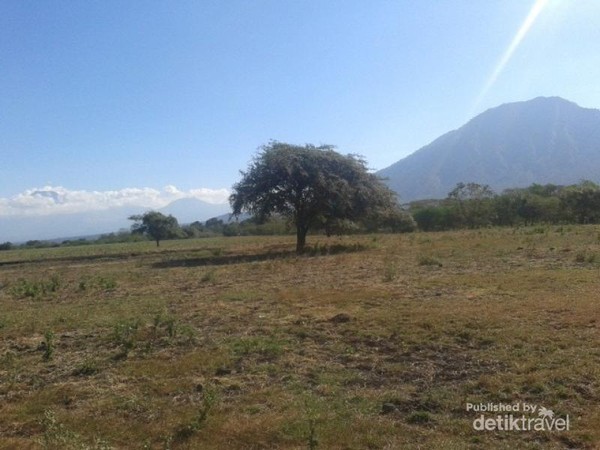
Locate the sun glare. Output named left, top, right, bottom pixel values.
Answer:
left=470, top=0, right=550, bottom=115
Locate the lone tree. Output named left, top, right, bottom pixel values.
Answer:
left=128, top=211, right=181, bottom=246
left=230, top=141, right=402, bottom=253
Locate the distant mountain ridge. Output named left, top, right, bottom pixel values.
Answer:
left=378, top=97, right=600, bottom=201
left=158, top=198, right=230, bottom=224
left=0, top=198, right=230, bottom=243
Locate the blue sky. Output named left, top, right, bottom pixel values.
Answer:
left=1, top=0, right=600, bottom=218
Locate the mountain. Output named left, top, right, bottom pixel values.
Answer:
left=0, top=206, right=141, bottom=243
left=211, top=211, right=251, bottom=223
left=0, top=199, right=230, bottom=243
left=378, top=97, right=600, bottom=201
left=159, top=198, right=230, bottom=224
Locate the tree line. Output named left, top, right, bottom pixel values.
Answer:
left=410, top=180, right=600, bottom=231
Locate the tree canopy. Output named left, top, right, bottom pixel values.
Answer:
left=128, top=211, right=181, bottom=246
left=230, top=142, right=402, bottom=253
left=447, top=182, right=495, bottom=228
left=559, top=180, right=600, bottom=224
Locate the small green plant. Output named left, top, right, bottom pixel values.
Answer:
left=200, top=269, right=216, bottom=283
left=152, top=313, right=177, bottom=339
left=78, top=275, right=117, bottom=292
left=97, top=276, right=117, bottom=290
left=42, top=331, right=55, bottom=361
left=47, top=275, right=61, bottom=292
left=307, top=416, right=318, bottom=450
left=38, top=410, right=112, bottom=449
left=10, top=275, right=61, bottom=300
left=574, top=251, right=596, bottom=264
left=39, top=409, right=78, bottom=449
left=382, top=259, right=398, bottom=282
left=152, top=313, right=162, bottom=338
left=406, top=411, right=433, bottom=425
left=527, top=226, right=547, bottom=235
left=210, top=247, right=223, bottom=257
left=72, top=358, right=99, bottom=376
left=174, top=386, right=218, bottom=441
left=77, top=279, right=88, bottom=291
left=230, top=336, right=284, bottom=359
left=178, top=324, right=197, bottom=345
left=2, top=349, right=16, bottom=364
left=307, top=243, right=324, bottom=256
left=454, top=330, right=473, bottom=343
left=162, top=316, right=177, bottom=338
left=112, top=318, right=141, bottom=356
left=301, top=394, right=325, bottom=450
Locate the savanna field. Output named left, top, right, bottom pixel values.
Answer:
left=0, top=227, right=599, bottom=449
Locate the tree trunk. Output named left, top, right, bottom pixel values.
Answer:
left=156, top=239, right=160, bottom=247
left=296, top=225, right=308, bottom=254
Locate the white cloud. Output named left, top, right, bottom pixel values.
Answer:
left=0, top=185, right=230, bottom=217
left=164, top=185, right=180, bottom=195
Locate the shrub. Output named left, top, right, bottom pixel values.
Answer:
left=406, top=411, right=433, bottom=424
left=112, top=318, right=142, bottom=356
left=42, top=331, right=55, bottom=361
left=78, top=276, right=117, bottom=292
left=418, top=256, right=442, bottom=267
left=173, top=386, right=218, bottom=441
left=72, top=359, right=99, bottom=376
left=10, top=276, right=61, bottom=300
left=200, top=269, right=216, bottom=283
left=382, top=259, right=398, bottom=282
left=575, top=251, right=597, bottom=264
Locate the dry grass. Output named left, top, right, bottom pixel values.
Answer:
left=0, top=228, right=599, bottom=449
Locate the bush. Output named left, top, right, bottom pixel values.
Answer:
left=406, top=411, right=433, bottom=424
left=363, top=209, right=417, bottom=233
left=112, top=318, right=142, bottom=356
left=413, top=206, right=459, bottom=231
left=418, top=255, right=442, bottom=267
left=42, top=331, right=55, bottom=361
